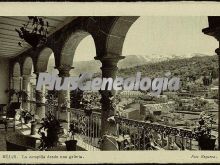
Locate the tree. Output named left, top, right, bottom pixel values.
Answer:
left=211, top=68, right=218, bottom=79
left=203, top=76, right=211, bottom=86
left=70, top=89, right=84, bottom=109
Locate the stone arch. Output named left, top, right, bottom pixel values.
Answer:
left=106, top=16, right=139, bottom=56
left=36, top=47, right=54, bottom=72
left=22, top=56, right=34, bottom=76
left=60, top=30, right=94, bottom=66
left=13, top=62, right=21, bottom=77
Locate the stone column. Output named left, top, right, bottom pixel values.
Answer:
left=34, top=72, right=46, bottom=120
left=22, top=75, right=31, bottom=111
left=95, top=55, right=124, bottom=150
left=203, top=21, right=220, bottom=150
left=57, top=65, right=73, bottom=121
left=215, top=47, right=220, bottom=150
left=8, top=77, right=13, bottom=103
left=12, top=76, right=21, bottom=102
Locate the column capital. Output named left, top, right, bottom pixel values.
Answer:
left=33, top=71, right=40, bottom=77
left=95, top=55, right=125, bottom=63
left=22, top=74, right=32, bottom=80
left=35, top=90, right=46, bottom=104
left=215, top=48, right=220, bottom=55
left=95, top=55, right=125, bottom=74
left=12, top=76, right=22, bottom=80
left=33, top=71, right=48, bottom=79
left=203, top=27, right=220, bottom=41
left=33, top=71, right=46, bottom=75
left=55, top=64, right=74, bottom=77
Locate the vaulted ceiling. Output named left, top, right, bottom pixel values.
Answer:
left=0, top=16, right=76, bottom=59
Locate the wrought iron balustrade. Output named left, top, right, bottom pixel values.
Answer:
left=115, top=116, right=198, bottom=150
left=34, top=98, right=200, bottom=151
left=69, top=108, right=102, bottom=151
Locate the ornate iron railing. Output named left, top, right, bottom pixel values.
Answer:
left=68, top=109, right=199, bottom=151
left=69, top=108, right=102, bottom=151
left=38, top=98, right=200, bottom=151
left=115, top=116, right=198, bottom=150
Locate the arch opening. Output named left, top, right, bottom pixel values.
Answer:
left=59, top=30, right=101, bottom=110
left=122, top=16, right=218, bottom=62
left=60, top=31, right=95, bottom=66
left=23, top=57, right=33, bottom=76
left=13, top=62, right=21, bottom=77
left=114, top=16, right=219, bottom=143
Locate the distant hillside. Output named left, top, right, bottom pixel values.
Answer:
left=117, top=55, right=219, bottom=81
left=118, top=55, right=149, bottom=69
left=48, top=55, right=151, bottom=76
left=70, top=60, right=101, bottom=76
left=47, top=54, right=218, bottom=79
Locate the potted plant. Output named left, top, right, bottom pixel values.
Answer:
left=15, top=16, right=49, bottom=48
left=100, top=134, right=119, bottom=150
left=80, top=97, right=93, bottom=117
left=17, top=90, right=29, bottom=102
left=194, top=111, right=216, bottom=150
left=30, top=115, right=39, bottom=135
left=65, top=120, right=81, bottom=151
left=84, top=104, right=92, bottom=117
left=20, top=109, right=34, bottom=124
left=5, top=89, right=19, bottom=102
left=38, top=112, right=64, bottom=150
left=60, top=97, right=70, bottom=111
left=5, top=89, right=16, bottom=97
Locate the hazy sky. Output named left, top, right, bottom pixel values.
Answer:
left=70, top=16, right=218, bottom=62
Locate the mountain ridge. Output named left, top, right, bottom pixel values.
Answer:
left=47, top=54, right=215, bottom=76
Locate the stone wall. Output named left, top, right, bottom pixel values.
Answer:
left=0, top=58, right=9, bottom=104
